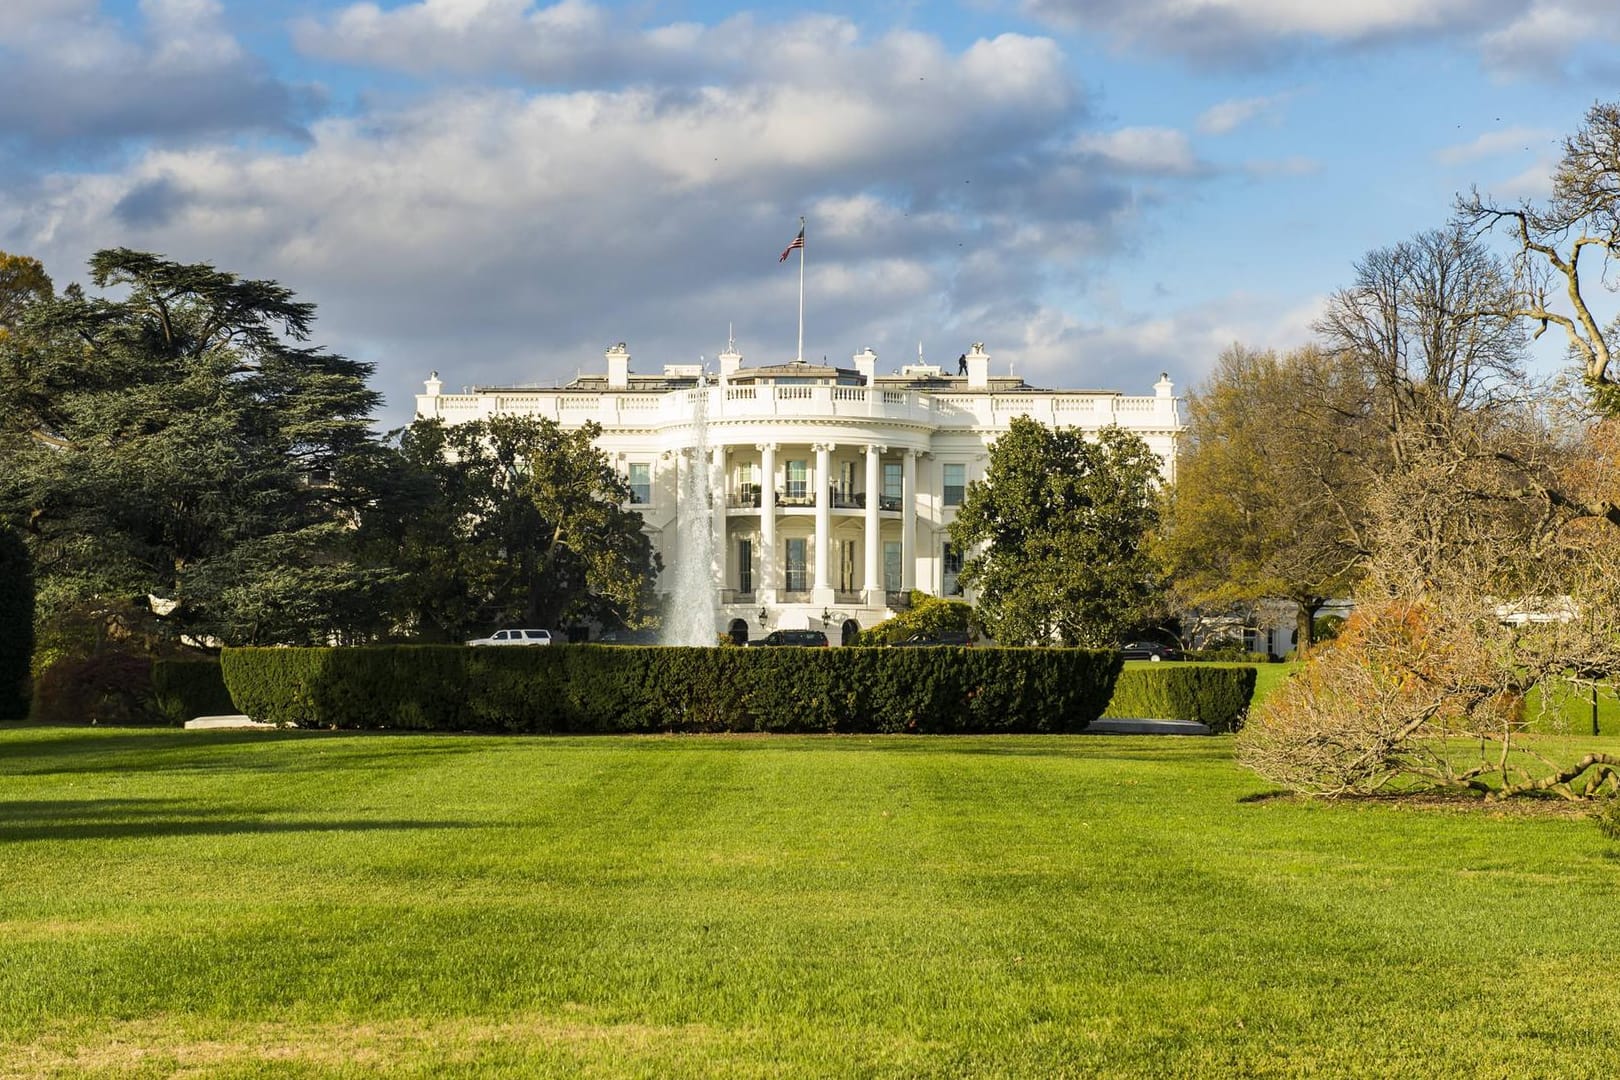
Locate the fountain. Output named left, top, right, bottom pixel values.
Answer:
left=661, top=383, right=719, bottom=645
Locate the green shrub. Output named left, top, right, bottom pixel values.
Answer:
left=1596, top=796, right=1620, bottom=841
left=0, top=526, right=32, bottom=720
left=31, top=651, right=160, bottom=726
left=221, top=645, right=1122, bottom=734
left=853, top=593, right=976, bottom=646
left=1186, top=647, right=1271, bottom=663
left=1103, top=665, right=1259, bottom=733
left=1594, top=793, right=1620, bottom=841
left=149, top=658, right=237, bottom=725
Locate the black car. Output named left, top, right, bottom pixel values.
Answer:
left=748, top=629, right=830, bottom=647
left=889, top=632, right=974, bottom=648
left=1120, top=640, right=1181, bottom=662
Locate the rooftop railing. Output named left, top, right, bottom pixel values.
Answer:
left=423, top=384, right=1180, bottom=431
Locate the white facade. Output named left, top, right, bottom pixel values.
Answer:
left=416, top=342, right=1184, bottom=641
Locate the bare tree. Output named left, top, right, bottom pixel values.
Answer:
left=1457, top=101, right=1620, bottom=410
left=1239, top=415, right=1620, bottom=801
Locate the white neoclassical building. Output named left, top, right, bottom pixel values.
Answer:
left=416, top=341, right=1183, bottom=642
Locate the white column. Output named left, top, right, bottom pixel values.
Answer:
left=758, top=442, right=777, bottom=602
left=901, top=449, right=917, bottom=592
left=711, top=444, right=727, bottom=601
left=813, top=442, right=834, bottom=603
left=864, top=444, right=882, bottom=604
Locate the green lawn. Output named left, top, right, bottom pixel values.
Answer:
left=3, top=725, right=1618, bottom=1077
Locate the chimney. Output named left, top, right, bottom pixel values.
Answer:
left=1155, top=372, right=1174, bottom=398
left=719, top=344, right=743, bottom=380
left=606, top=342, right=630, bottom=389
left=853, top=347, right=877, bottom=384
left=416, top=370, right=444, bottom=419
left=965, top=342, right=990, bottom=389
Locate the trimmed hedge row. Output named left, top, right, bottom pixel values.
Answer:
left=1103, top=665, right=1258, bottom=733
left=221, top=645, right=1122, bottom=734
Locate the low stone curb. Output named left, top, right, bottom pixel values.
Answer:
left=1087, top=718, right=1212, bottom=735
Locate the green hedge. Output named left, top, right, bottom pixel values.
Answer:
left=149, top=658, right=237, bottom=724
left=222, top=645, right=1122, bottom=734
left=1103, top=665, right=1258, bottom=733
left=0, top=526, right=33, bottom=720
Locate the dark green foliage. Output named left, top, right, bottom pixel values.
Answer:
left=222, top=646, right=1122, bottom=734
left=363, top=417, right=659, bottom=641
left=949, top=418, right=1163, bottom=647
left=852, top=593, right=975, bottom=646
left=1103, top=665, right=1259, bottom=733
left=0, top=249, right=392, bottom=647
left=148, top=659, right=236, bottom=725
left=0, top=525, right=33, bottom=719
left=30, top=651, right=157, bottom=726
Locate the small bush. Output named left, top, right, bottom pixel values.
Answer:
left=1596, top=796, right=1620, bottom=841
left=1185, top=647, right=1270, bottom=664
left=31, top=651, right=160, bottom=726
left=222, top=645, right=1122, bottom=734
left=1594, top=799, right=1620, bottom=841
left=1103, top=665, right=1258, bottom=733
left=853, top=593, right=975, bottom=646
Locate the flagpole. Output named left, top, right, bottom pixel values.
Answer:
left=796, top=216, right=805, bottom=363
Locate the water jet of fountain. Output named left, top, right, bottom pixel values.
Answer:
left=661, top=385, right=719, bottom=645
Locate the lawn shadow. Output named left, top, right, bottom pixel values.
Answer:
left=0, top=726, right=491, bottom=777
left=0, top=796, right=479, bottom=843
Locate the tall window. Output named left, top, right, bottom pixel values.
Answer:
left=838, top=460, right=857, bottom=501
left=738, top=539, right=753, bottom=594
left=839, top=539, right=856, bottom=591
left=785, top=538, right=808, bottom=592
left=943, top=464, right=966, bottom=507
left=883, top=541, right=901, bottom=592
left=943, top=541, right=963, bottom=596
left=882, top=462, right=902, bottom=509
left=628, top=462, right=651, bottom=505
left=786, top=459, right=808, bottom=500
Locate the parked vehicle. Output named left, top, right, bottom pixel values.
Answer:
left=889, top=632, right=974, bottom=648
left=747, top=630, right=830, bottom=647
left=1120, top=640, right=1181, bottom=661
left=595, top=629, right=659, bottom=645
left=466, top=629, right=554, bottom=646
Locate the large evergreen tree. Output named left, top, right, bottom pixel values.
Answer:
left=948, top=418, right=1162, bottom=647
left=0, top=248, right=392, bottom=646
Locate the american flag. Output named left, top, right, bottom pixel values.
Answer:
left=778, top=224, right=805, bottom=262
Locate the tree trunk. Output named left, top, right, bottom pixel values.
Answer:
left=1294, top=597, right=1321, bottom=658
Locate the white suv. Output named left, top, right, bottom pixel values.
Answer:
left=465, top=629, right=554, bottom=646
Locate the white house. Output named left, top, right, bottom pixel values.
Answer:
left=416, top=341, right=1184, bottom=642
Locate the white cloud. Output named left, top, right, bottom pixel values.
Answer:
left=6, top=22, right=1171, bottom=424
left=1020, top=0, right=1620, bottom=75
left=0, top=0, right=312, bottom=147
left=1197, top=91, right=1292, bottom=135
left=1074, top=127, right=1201, bottom=175
left=1434, top=125, right=1556, bottom=165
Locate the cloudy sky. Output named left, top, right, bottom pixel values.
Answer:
left=2, top=1, right=1615, bottom=424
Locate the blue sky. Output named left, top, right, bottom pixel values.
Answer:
left=2, top=1, right=1616, bottom=424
